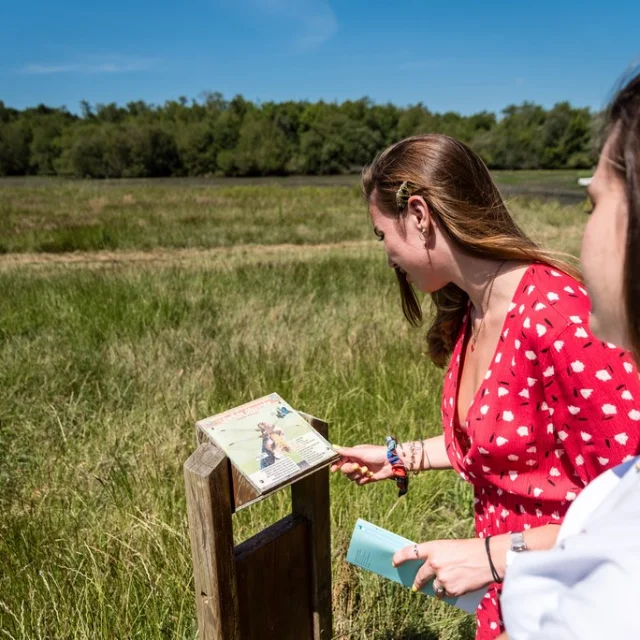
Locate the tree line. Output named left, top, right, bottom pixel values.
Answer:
left=0, top=93, right=598, bottom=178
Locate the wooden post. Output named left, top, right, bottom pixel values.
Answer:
left=185, top=411, right=333, bottom=640
left=184, top=443, right=240, bottom=640
left=292, top=415, right=333, bottom=640
left=235, top=514, right=313, bottom=639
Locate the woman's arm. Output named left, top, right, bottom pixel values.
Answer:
left=489, top=524, right=561, bottom=580
left=392, top=523, right=561, bottom=595
left=404, top=434, right=451, bottom=471
left=530, top=563, right=624, bottom=638
left=502, top=512, right=640, bottom=640
left=331, top=435, right=451, bottom=484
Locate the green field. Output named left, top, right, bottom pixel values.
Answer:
left=0, top=178, right=588, bottom=639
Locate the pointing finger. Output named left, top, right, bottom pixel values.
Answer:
left=412, top=562, right=436, bottom=592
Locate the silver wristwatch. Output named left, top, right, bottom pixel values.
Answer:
left=510, top=531, right=528, bottom=552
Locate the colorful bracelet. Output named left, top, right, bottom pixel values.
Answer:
left=385, top=436, right=408, bottom=497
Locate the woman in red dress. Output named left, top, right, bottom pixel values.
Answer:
left=331, top=134, right=640, bottom=639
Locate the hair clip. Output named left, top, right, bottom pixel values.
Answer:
left=395, top=181, right=412, bottom=210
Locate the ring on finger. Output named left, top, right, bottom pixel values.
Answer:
left=413, top=544, right=419, bottom=559
left=433, top=580, right=446, bottom=599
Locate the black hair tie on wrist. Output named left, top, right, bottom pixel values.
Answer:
left=485, top=535, right=503, bottom=584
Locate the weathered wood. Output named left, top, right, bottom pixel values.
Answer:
left=195, top=425, right=207, bottom=446
left=291, top=415, right=333, bottom=640
left=184, top=443, right=240, bottom=640
left=235, top=514, right=314, bottom=640
left=186, top=410, right=333, bottom=640
left=229, top=465, right=262, bottom=511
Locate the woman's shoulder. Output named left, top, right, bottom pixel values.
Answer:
left=513, top=263, right=591, bottom=346
left=528, top=263, right=590, bottom=320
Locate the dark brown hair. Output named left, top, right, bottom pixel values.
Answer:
left=362, top=134, right=580, bottom=367
left=606, top=69, right=640, bottom=360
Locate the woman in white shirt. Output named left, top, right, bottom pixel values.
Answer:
left=498, top=68, right=640, bottom=639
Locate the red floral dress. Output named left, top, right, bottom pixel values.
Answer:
left=441, top=263, right=640, bottom=639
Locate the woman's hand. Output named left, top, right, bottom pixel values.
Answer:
left=392, top=538, right=494, bottom=598
left=330, top=444, right=392, bottom=485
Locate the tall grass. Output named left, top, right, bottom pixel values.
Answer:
left=0, top=183, right=369, bottom=253
left=0, top=182, right=588, bottom=639
left=0, top=179, right=587, bottom=255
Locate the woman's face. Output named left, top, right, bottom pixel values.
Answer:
left=369, top=195, right=450, bottom=293
left=580, top=135, right=630, bottom=350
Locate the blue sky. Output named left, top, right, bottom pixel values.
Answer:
left=2, top=0, right=639, bottom=115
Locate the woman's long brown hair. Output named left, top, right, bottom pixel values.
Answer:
left=606, top=69, right=640, bottom=361
left=362, top=134, right=581, bottom=368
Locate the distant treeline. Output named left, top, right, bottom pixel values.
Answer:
left=0, top=93, right=599, bottom=178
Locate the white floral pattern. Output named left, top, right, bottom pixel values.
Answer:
left=441, top=264, right=640, bottom=639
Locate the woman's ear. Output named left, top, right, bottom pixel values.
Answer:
left=407, top=195, right=432, bottom=235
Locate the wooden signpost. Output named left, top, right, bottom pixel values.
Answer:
left=184, top=413, right=333, bottom=640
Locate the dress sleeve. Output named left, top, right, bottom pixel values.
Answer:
left=538, top=322, right=640, bottom=486
left=528, top=518, right=640, bottom=639
left=530, top=562, right=640, bottom=639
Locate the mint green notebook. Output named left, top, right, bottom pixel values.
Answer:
left=346, top=518, right=487, bottom=614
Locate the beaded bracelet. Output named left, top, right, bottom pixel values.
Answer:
left=410, top=441, right=420, bottom=475
left=422, top=440, right=432, bottom=471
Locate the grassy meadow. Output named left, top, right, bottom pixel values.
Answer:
left=0, top=178, right=588, bottom=639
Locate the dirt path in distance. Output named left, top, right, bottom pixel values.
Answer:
left=0, top=240, right=376, bottom=271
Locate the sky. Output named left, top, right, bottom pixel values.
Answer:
left=2, top=0, right=640, bottom=115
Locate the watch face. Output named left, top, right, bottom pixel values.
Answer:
left=511, top=532, right=527, bottom=552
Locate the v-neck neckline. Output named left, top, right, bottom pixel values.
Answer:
left=452, top=264, right=533, bottom=430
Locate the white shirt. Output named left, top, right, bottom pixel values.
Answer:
left=501, top=455, right=640, bottom=639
